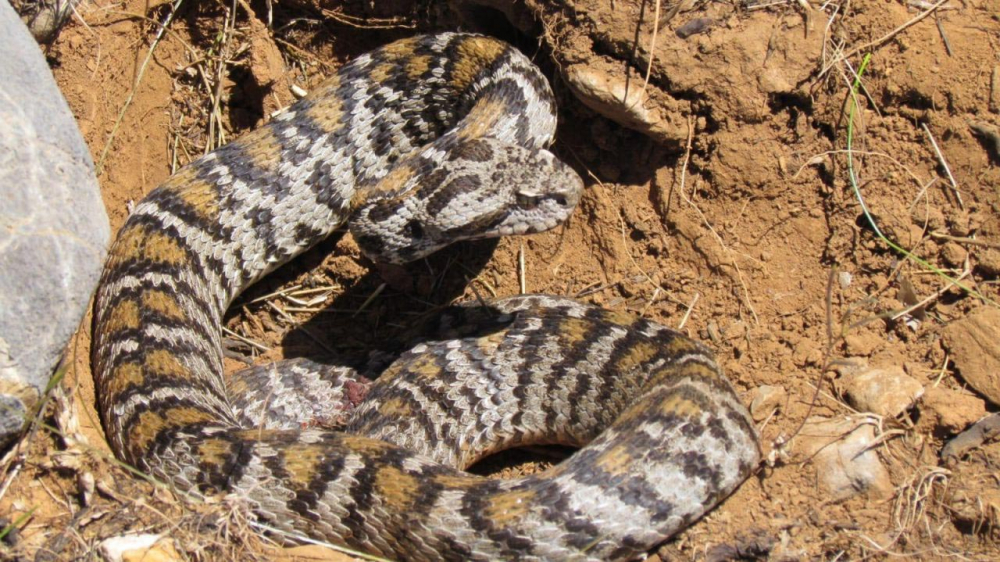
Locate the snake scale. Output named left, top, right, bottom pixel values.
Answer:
left=92, top=32, right=761, bottom=560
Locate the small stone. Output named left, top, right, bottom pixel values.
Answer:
left=978, top=248, right=1000, bottom=277
left=841, top=366, right=924, bottom=418
left=562, top=62, right=685, bottom=144
left=838, top=271, right=853, bottom=289
left=940, top=242, right=967, bottom=268
left=913, top=206, right=946, bottom=231
left=946, top=486, right=1000, bottom=532
left=100, top=535, right=182, bottom=562
left=794, top=416, right=893, bottom=501
left=749, top=385, right=787, bottom=422
left=941, top=307, right=1000, bottom=406
left=921, top=387, right=987, bottom=434
left=122, top=541, right=182, bottom=562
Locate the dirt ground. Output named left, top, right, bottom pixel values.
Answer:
left=2, top=0, right=1000, bottom=560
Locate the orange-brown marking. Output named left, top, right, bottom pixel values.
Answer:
left=484, top=488, right=536, bottom=525
left=226, top=375, right=249, bottom=396
left=235, top=125, right=285, bottom=173
left=433, top=473, right=481, bottom=490
left=304, top=90, right=345, bottom=136
left=351, top=163, right=417, bottom=208
left=159, top=168, right=221, bottom=222
left=281, top=442, right=328, bottom=488
left=104, top=299, right=140, bottom=334
left=144, top=349, right=190, bottom=379
left=596, top=308, right=639, bottom=328
left=457, top=96, right=509, bottom=141
left=375, top=466, right=421, bottom=511
left=664, top=336, right=704, bottom=357
left=658, top=392, right=704, bottom=418
left=594, top=443, right=633, bottom=476
left=380, top=36, right=420, bottom=60
left=450, top=37, right=507, bottom=91
left=647, top=361, right=721, bottom=388
left=378, top=352, right=443, bottom=384
left=557, top=316, right=597, bottom=347
left=406, top=55, right=432, bottom=80
left=368, top=62, right=395, bottom=84
left=308, top=74, right=341, bottom=99
left=129, top=406, right=215, bottom=452
left=105, top=361, right=145, bottom=398
left=141, top=290, right=185, bottom=321
left=197, top=437, right=236, bottom=468
left=614, top=340, right=660, bottom=375
left=378, top=397, right=414, bottom=418
left=340, top=434, right=396, bottom=456
left=108, top=223, right=188, bottom=269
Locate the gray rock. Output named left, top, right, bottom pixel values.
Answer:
left=794, top=415, right=893, bottom=502
left=0, top=1, right=109, bottom=448
left=748, top=384, right=786, bottom=422
left=841, top=365, right=924, bottom=418
left=941, top=306, right=1000, bottom=406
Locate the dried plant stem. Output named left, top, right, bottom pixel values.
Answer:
left=922, top=122, right=965, bottom=209
left=97, top=0, right=184, bottom=175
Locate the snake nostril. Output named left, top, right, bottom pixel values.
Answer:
left=406, top=220, right=424, bottom=240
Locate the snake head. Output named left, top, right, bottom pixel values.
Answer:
left=350, top=138, right=583, bottom=264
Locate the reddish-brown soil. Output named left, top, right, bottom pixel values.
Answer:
left=2, top=0, right=999, bottom=560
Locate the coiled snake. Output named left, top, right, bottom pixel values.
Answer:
left=92, top=32, right=760, bottom=560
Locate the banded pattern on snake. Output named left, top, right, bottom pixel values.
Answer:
left=92, top=32, right=760, bottom=560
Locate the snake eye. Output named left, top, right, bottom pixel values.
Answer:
left=516, top=190, right=541, bottom=209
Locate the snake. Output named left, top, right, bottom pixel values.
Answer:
left=91, top=32, right=761, bottom=560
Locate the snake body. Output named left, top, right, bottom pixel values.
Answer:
left=92, top=32, right=760, bottom=560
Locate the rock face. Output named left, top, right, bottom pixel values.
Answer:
left=941, top=307, right=1000, bottom=406
left=0, top=2, right=109, bottom=448
left=921, top=387, right=986, bottom=435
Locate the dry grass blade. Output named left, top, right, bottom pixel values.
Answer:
left=96, top=0, right=185, bottom=175
left=889, top=258, right=971, bottom=321
left=922, top=122, right=964, bottom=209
left=518, top=242, right=527, bottom=294
left=320, top=7, right=416, bottom=29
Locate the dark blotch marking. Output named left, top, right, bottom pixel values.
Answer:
left=406, top=220, right=424, bottom=240
left=427, top=174, right=483, bottom=217
left=449, top=138, right=494, bottom=162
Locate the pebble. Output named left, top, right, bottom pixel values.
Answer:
left=793, top=416, right=893, bottom=501
left=749, top=385, right=787, bottom=422
left=100, top=535, right=182, bottom=562
left=562, top=63, right=682, bottom=144
left=920, top=386, right=987, bottom=434
left=841, top=366, right=924, bottom=418
left=941, top=306, right=1000, bottom=406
